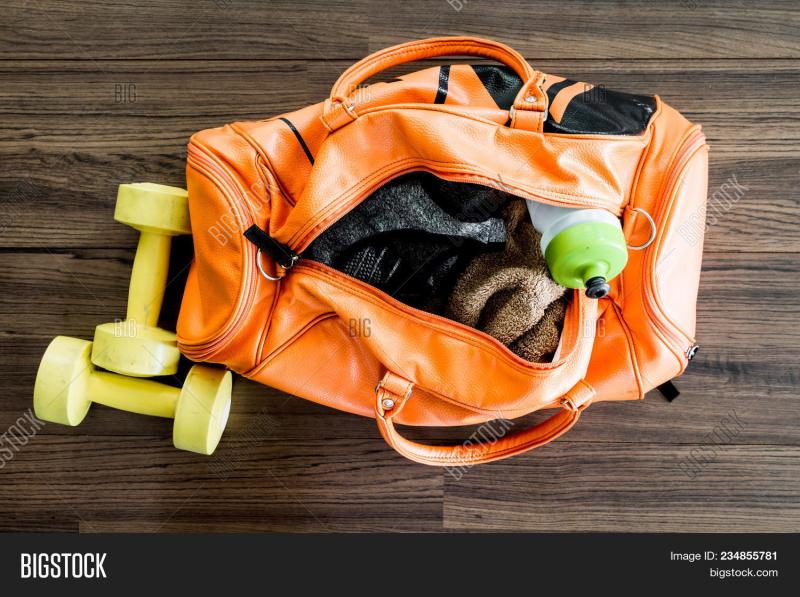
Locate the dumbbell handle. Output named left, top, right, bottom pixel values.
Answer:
left=87, top=371, right=179, bottom=419
left=126, top=231, right=171, bottom=328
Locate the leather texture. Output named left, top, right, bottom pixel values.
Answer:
left=176, top=37, right=709, bottom=466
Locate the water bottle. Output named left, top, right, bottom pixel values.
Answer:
left=526, top=201, right=628, bottom=299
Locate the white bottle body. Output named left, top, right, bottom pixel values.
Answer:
left=526, top=201, right=623, bottom=255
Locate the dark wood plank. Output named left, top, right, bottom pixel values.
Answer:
left=0, top=0, right=370, bottom=61
left=1, top=1, right=797, bottom=60
left=0, top=515, right=78, bottom=533
left=370, top=2, right=800, bottom=60
left=1, top=59, right=798, bottom=250
left=443, top=444, right=800, bottom=532
left=0, top=436, right=443, bottom=533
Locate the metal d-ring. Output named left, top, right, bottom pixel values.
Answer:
left=331, top=97, right=358, bottom=119
left=256, top=249, right=281, bottom=281
left=561, top=397, right=577, bottom=412
left=626, top=207, right=657, bottom=251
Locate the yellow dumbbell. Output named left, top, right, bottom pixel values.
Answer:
left=91, top=183, right=191, bottom=377
left=34, top=336, right=232, bottom=455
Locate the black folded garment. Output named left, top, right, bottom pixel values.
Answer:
left=305, top=172, right=509, bottom=313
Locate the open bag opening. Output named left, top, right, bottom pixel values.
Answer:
left=303, top=172, right=571, bottom=364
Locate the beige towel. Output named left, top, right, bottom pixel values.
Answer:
left=445, top=200, right=567, bottom=362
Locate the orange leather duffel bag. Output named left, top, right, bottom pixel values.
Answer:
left=177, top=37, right=708, bottom=466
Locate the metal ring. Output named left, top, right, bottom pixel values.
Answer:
left=561, top=398, right=577, bottom=412
left=255, top=249, right=281, bottom=281
left=626, top=207, right=657, bottom=250
left=343, top=101, right=358, bottom=118
left=331, top=97, right=358, bottom=119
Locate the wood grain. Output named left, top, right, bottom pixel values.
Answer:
left=0, top=436, right=443, bottom=533
left=1, top=1, right=797, bottom=60
left=0, top=1, right=798, bottom=533
left=443, top=444, right=800, bottom=532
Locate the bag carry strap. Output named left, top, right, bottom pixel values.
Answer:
left=322, top=36, right=547, bottom=133
left=374, top=372, right=594, bottom=467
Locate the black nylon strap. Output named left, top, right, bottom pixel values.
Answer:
left=244, top=225, right=298, bottom=269
left=657, top=381, right=680, bottom=402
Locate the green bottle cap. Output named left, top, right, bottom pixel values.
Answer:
left=544, top=221, right=628, bottom=293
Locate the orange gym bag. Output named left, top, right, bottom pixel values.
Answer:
left=177, top=37, right=708, bottom=466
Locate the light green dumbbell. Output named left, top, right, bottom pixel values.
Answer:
left=34, top=336, right=232, bottom=455
left=92, top=183, right=191, bottom=377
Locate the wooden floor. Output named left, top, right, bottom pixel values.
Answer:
left=1, top=1, right=798, bottom=532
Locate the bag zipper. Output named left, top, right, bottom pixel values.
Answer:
left=182, top=143, right=260, bottom=360
left=640, top=128, right=706, bottom=361
left=291, top=260, right=587, bottom=372
left=285, top=171, right=626, bottom=255
left=187, top=150, right=606, bottom=366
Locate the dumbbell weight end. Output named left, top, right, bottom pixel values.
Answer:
left=34, top=337, right=233, bottom=455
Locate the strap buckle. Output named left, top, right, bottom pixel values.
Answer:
left=374, top=380, right=413, bottom=401
left=561, top=398, right=578, bottom=412
left=244, top=225, right=299, bottom=281
left=375, top=374, right=414, bottom=416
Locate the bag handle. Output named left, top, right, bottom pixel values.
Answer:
left=321, top=36, right=547, bottom=133
left=374, top=372, right=594, bottom=467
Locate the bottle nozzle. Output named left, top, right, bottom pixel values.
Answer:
left=585, top=276, right=610, bottom=299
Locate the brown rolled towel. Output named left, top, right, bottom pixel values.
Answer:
left=445, top=199, right=568, bottom=362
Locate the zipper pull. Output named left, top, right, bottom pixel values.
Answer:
left=244, top=225, right=299, bottom=270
